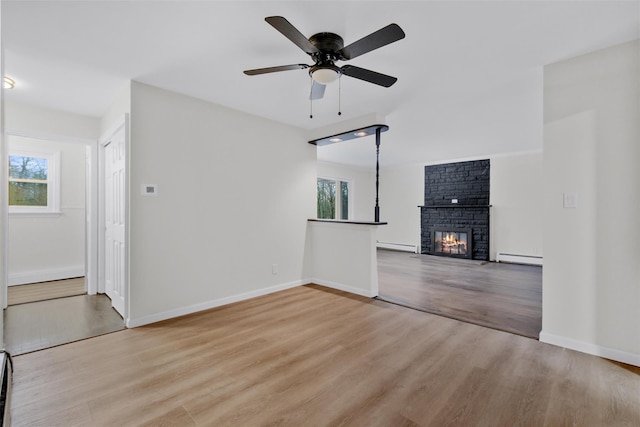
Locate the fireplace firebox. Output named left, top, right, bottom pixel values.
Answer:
left=431, top=228, right=472, bottom=259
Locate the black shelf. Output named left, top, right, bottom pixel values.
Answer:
left=308, top=219, right=388, bottom=225
left=418, top=205, right=492, bottom=208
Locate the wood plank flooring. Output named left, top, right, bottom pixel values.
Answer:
left=10, top=285, right=640, bottom=426
left=4, top=294, right=125, bottom=355
left=378, top=250, right=542, bottom=338
left=8, top=277, right=86, bottom=305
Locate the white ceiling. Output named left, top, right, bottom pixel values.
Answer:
left=3, top=1, right=639, bottom=167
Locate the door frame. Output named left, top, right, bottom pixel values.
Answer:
left=98, top=115, right=129, bottom=323
left=3, top=129, right=98, bottom=305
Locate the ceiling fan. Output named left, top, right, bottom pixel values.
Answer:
left=243, top=16, right=406, bottom=101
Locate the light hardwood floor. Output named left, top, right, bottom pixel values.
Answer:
left=377, top=250, right=542, bottom=339
left=7, top=277, right=86, bottom=305
left=10, top=285, right=640, bottom=426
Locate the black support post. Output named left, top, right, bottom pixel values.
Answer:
left=375, top=127, right=381, bottom=223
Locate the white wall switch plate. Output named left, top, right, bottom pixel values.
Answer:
left=563, top=192, right=577, bottom=208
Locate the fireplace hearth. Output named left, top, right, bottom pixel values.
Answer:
left=432, top=228, right=472, bottom=259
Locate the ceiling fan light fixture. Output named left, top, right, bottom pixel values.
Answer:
left=310, top=65, right=341, bottom=84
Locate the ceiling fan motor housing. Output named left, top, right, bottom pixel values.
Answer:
left=309, top=32, right=345, bottom=62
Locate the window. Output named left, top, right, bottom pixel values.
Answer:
left=8, top=149, right=60, bottom=214
left=317, top=177, right=350, bottom=220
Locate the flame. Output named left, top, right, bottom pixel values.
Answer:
left=436, top=232, right=468, bottom=253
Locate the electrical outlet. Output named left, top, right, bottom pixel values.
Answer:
left=272, top=264, right=278, bottom=275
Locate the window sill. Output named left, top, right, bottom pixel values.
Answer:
left=9, top=211, right=62, bottom=218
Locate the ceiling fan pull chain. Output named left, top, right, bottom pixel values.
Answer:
left=310, top=77, right=314, bottom=119
left=338, top=77, right=342, bottom=116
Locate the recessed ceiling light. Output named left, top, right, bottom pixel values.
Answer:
left=3, top=76, right=15, bottom=90
left=354, top=131, right=368, bottom=137
left=330, top=138, right=342, bottom=143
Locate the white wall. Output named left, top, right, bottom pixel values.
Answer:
left=127, top=82, right=317, bottom=326
left=7, top=135, right=86, bottom=284
left=304, top=221, right=380, bottom=297
left=541, top=40, right=640, bottom=366
left=317, top=161, right=374, bottom=221
left=490, top=152, right=543, bottom=260
left=377, top=164, right=423, bottom=250
left=100, top=82, right=131, bottom=135
left=6, top=101, right=98, bottom=140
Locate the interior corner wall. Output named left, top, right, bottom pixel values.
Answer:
left=541, top=40, right=640, bottom=365
left=376, top=164, right=424, bottom=250
left=127, top=81, right=316, bottom=325
left=489, top=152, right=543, bottom=260
left=100, top=82, right=131, bottom=135
left=316, top=161, right=374, bottom=221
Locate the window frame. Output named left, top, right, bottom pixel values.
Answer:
left=317, top=176, right=352, bottom=220
left=8, top=148, right=61, bottom=215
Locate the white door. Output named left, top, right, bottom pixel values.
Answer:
left=103, top=127, right=126, bottom=316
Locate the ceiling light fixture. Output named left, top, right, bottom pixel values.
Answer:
left=3, top=76, right=15, bottom=90
left=310, top=65, right=341, bottom=84
left=308, top=124, right=389, bottom=146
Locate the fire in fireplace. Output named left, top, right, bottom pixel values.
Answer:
left=432, top=228, right=472, bottom=259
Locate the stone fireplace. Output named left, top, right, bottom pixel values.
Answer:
left=420, top=160, right=490, bottom=261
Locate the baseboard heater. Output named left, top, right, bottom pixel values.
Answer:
left=377, top=241, right=418, bottom=253
left=496, top=252, right=543, bottom=266
left=0, top=352, right=13, bottom=426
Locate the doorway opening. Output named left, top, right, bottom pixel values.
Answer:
left=3, top=129, right=126, bottom=355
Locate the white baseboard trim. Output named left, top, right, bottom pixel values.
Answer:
left=539, top=331, right=640, bottom=367
left=496, top=252, right=543, bottom=266
left=126, top=280, right=304, bottom=328
left=8, top=266, right=85, bottom=286
left=376, top=241, right=417, bottom=253
left=307, top=278, right=378, bottom=298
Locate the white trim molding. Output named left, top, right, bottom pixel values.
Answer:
left=8, top=266, right=85, bottom=286
left=496, top=252, right=543, bottom=266
left=377, top=241, right=418, bottom=253
left=540, top=331, right=640, bottom=367
left=126, top=280, right=304, bottom=328
left=306, top=278, right=378, bottom=298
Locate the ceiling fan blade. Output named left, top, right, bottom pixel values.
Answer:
left=339, top=23, right=405, bottom=60
left=341, top=65, right=398, bottom=87
left=244, top=64, right=309, bottom=76
left=265, top=16, right=319, bottom=55
left=310, top=81, right=326, bottom=100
